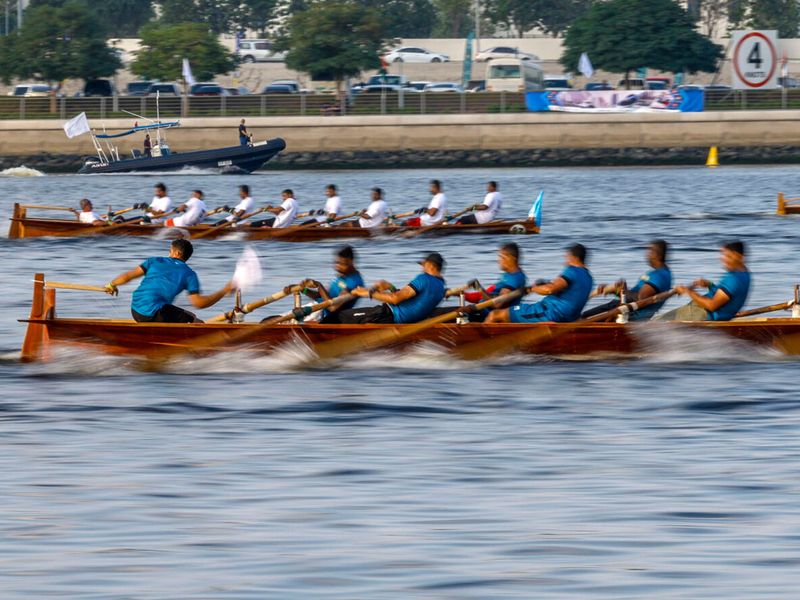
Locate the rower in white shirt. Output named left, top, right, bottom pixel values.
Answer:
left=406, top=179, right=447, bottom=227
left=143, top=182, right=171, bottom=223
left=354, top=187, right=389, bottom=228
left=250, top=189, right=299, bottom=229
left=71, top=198, right=104, bottom=226
left=302, top=184, right=342, bottom=224
left=216, top=184, right=255, bottom=225
left=457, top=181, right=503, bottom=225
left=166, top=190, right=208, bottom=227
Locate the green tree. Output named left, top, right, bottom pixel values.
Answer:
left=433, top=0, right=473, bottom=37
left=488, top=0, right=590, bottom=37
left=277, top=2, right=386, bottom=94
left=238, top=0, right=282, bottom=36
left=561, top=0, right=723, bottom=84
left=360, top=0, right=436, bottom=38
left=1, top=1, right=121, bottom=87
left=131, top=22, right=237, bottom=81
left=29, top=0, right=155, bottom=37
left=156, top=0, right=242, bottom=34
left=746, top=0, right=800, bottom=37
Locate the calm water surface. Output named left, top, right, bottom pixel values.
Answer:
left=1, top=166, right=800, bottom=598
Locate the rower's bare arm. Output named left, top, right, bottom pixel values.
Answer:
left=372, top=280, right=396, bottom=292
left=264, top=206, right=281, bottom=215
left=107, top=266, right=145, bottom=294
left=187, top=282, right=235, bottom=309
left=530, top=276, right=568, bottom=296
left=373, top=285, right=416, bottom=305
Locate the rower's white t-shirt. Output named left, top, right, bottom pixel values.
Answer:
left=78, top=211, right=102, bottom=224
left=475, top=191, right=502, bottom=224
left=226, top=196, right=254, bottom=221
left=148, top=195, right=171, bottom=216
left=172, top=197, right=207, bottom=227
left=317, top=195, right=342, bottom=222
left=421, top=192, right=447, bottom=226
left=359, top=199, right=388, bottom=228
left=274, top=197, right=299, bottom=228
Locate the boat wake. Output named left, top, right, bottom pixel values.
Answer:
left=1, top=165, right=45, bottom=177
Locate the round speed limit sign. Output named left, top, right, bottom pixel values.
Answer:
left=732, top=30, right=779, bottom=89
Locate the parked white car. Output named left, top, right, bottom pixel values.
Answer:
left=237, top=39, right=286, bottom=63
left=384, top=46, right=449, bottom=63
left=475, top=46, right=538, bottom=62
left=8, top=84, right=51, bottom=97
left=423, top=82, right=464, bottom=93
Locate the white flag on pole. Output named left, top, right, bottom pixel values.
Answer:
left=63, top=112, right=91, bottom=139
left=182, top=58, right=196, bottom=87
left=578, top=52, right=594, bottom=79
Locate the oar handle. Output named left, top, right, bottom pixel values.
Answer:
left=584, top=288, right=678, bottom=323
left=733, top=301, right=794, bottom=319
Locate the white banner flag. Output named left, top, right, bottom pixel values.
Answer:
left=182, top=58, right=196, bottom=87
left=578, top=52, right=594, bottom=79
left=63, top=112, right=90, bottom=139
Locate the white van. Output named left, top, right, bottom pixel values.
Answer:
left=485, top=58, right=544, bottom=93
left=237, top=40, right=286, bottom=63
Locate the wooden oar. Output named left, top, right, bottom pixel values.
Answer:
left=733, top=301, right=794, bottom=319
left=76, top=209, right=179, bottom=237
left=151, top=294, right=356, bottom=362
left=208, top=284, right=303, bottom=323
left=272, top=211, right=362, bottom=236
left=444, top=285, right=469, bottom=298
left=190, top=207, right=266, bottom=240
left=20, top=204, right=76, bottom=212
left=310, top=288, right=525, bottom=363
left=454, top=288, right=678, bottom=361
left=102, top=206, right=137, bottom=219
left=44, top=281, right=109, bottom=293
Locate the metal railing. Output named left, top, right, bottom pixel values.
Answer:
left=0, top=92, right=527, bottom=120
left=1, top=90, right=798, bottom=120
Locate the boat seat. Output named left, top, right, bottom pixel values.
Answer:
left=131, top=149, right=142, bottom=159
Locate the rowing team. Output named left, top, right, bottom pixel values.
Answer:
left=73, top=180, right=517, bottom=230
left=104, top=237, right=750, bottom=327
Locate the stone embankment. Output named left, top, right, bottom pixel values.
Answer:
left=1, top=111, right=799, bottom=171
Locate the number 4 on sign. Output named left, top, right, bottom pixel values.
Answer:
left=748, top=43, right=763, bottom=69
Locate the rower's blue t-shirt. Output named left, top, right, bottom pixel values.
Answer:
left=537, top=265, right=593, bottom=322
left=131, top=257, right=200, bottom=317
left=493, top=269, right=527, bottom=306
left=630, top=265, right=672, bottom=319
left=328, top=271, right=364, bottom=311
left=390, top=273, right=446, bottom=324
left=706, top=269, right=751, bottom=321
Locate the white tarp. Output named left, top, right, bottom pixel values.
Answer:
left=182, top=58, right=196, bottom=87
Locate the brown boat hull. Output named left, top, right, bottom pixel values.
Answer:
left=20, top=316, right=800, bottom=363
left=8, top=204, right=539, bottom=241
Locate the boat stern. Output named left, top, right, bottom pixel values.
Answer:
left=20, top=273, right=56, bottom=362
left=8, top=203, right=26, bottom=239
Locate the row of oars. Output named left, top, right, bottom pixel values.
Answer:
left=42, top=278, right=800, bottom=367
left=22, top=202, right=482, bottom=239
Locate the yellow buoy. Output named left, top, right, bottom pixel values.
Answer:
left=706, top=146, right=719, bottom=168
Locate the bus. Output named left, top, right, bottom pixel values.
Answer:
left=485, top=58, right=544, bottom=93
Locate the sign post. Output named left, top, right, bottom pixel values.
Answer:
left=731, top=30, right=779, bottom=90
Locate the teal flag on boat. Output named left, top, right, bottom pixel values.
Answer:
left=528, top=190, right=543, bottom=226
left=462, top=32, right=474, bottom=88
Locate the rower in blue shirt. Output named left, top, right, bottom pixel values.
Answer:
left=486, top=243, right=593, bottom=324
left=104, top=239, right=235, bottom=323
left=582, top=239, right=672, bottom=321
left=669, top=240, right=751, bottom=321
left=334, top=252, right=447, bottom=323
left=302, top=245, right=366, bottom=323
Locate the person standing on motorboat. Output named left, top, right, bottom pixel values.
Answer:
left=143, top=134, right=152, bottom=158
left=238, top=119, right=251, bottom=146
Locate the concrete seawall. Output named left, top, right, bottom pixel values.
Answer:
left=2, top=111, right=800, bottom=170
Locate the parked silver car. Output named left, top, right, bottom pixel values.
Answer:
left=384, top=46, right=449, bottom=63
left=237, top=39, right=286, bottom=63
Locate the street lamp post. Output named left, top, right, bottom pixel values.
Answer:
left=474, top=0, right=480, bottom=53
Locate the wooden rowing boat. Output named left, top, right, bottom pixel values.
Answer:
left=20, top=273, right=800, bottom=363
left=7, top=204, right=540, bottom=241
left=777, top=192, right=800, bottom=215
